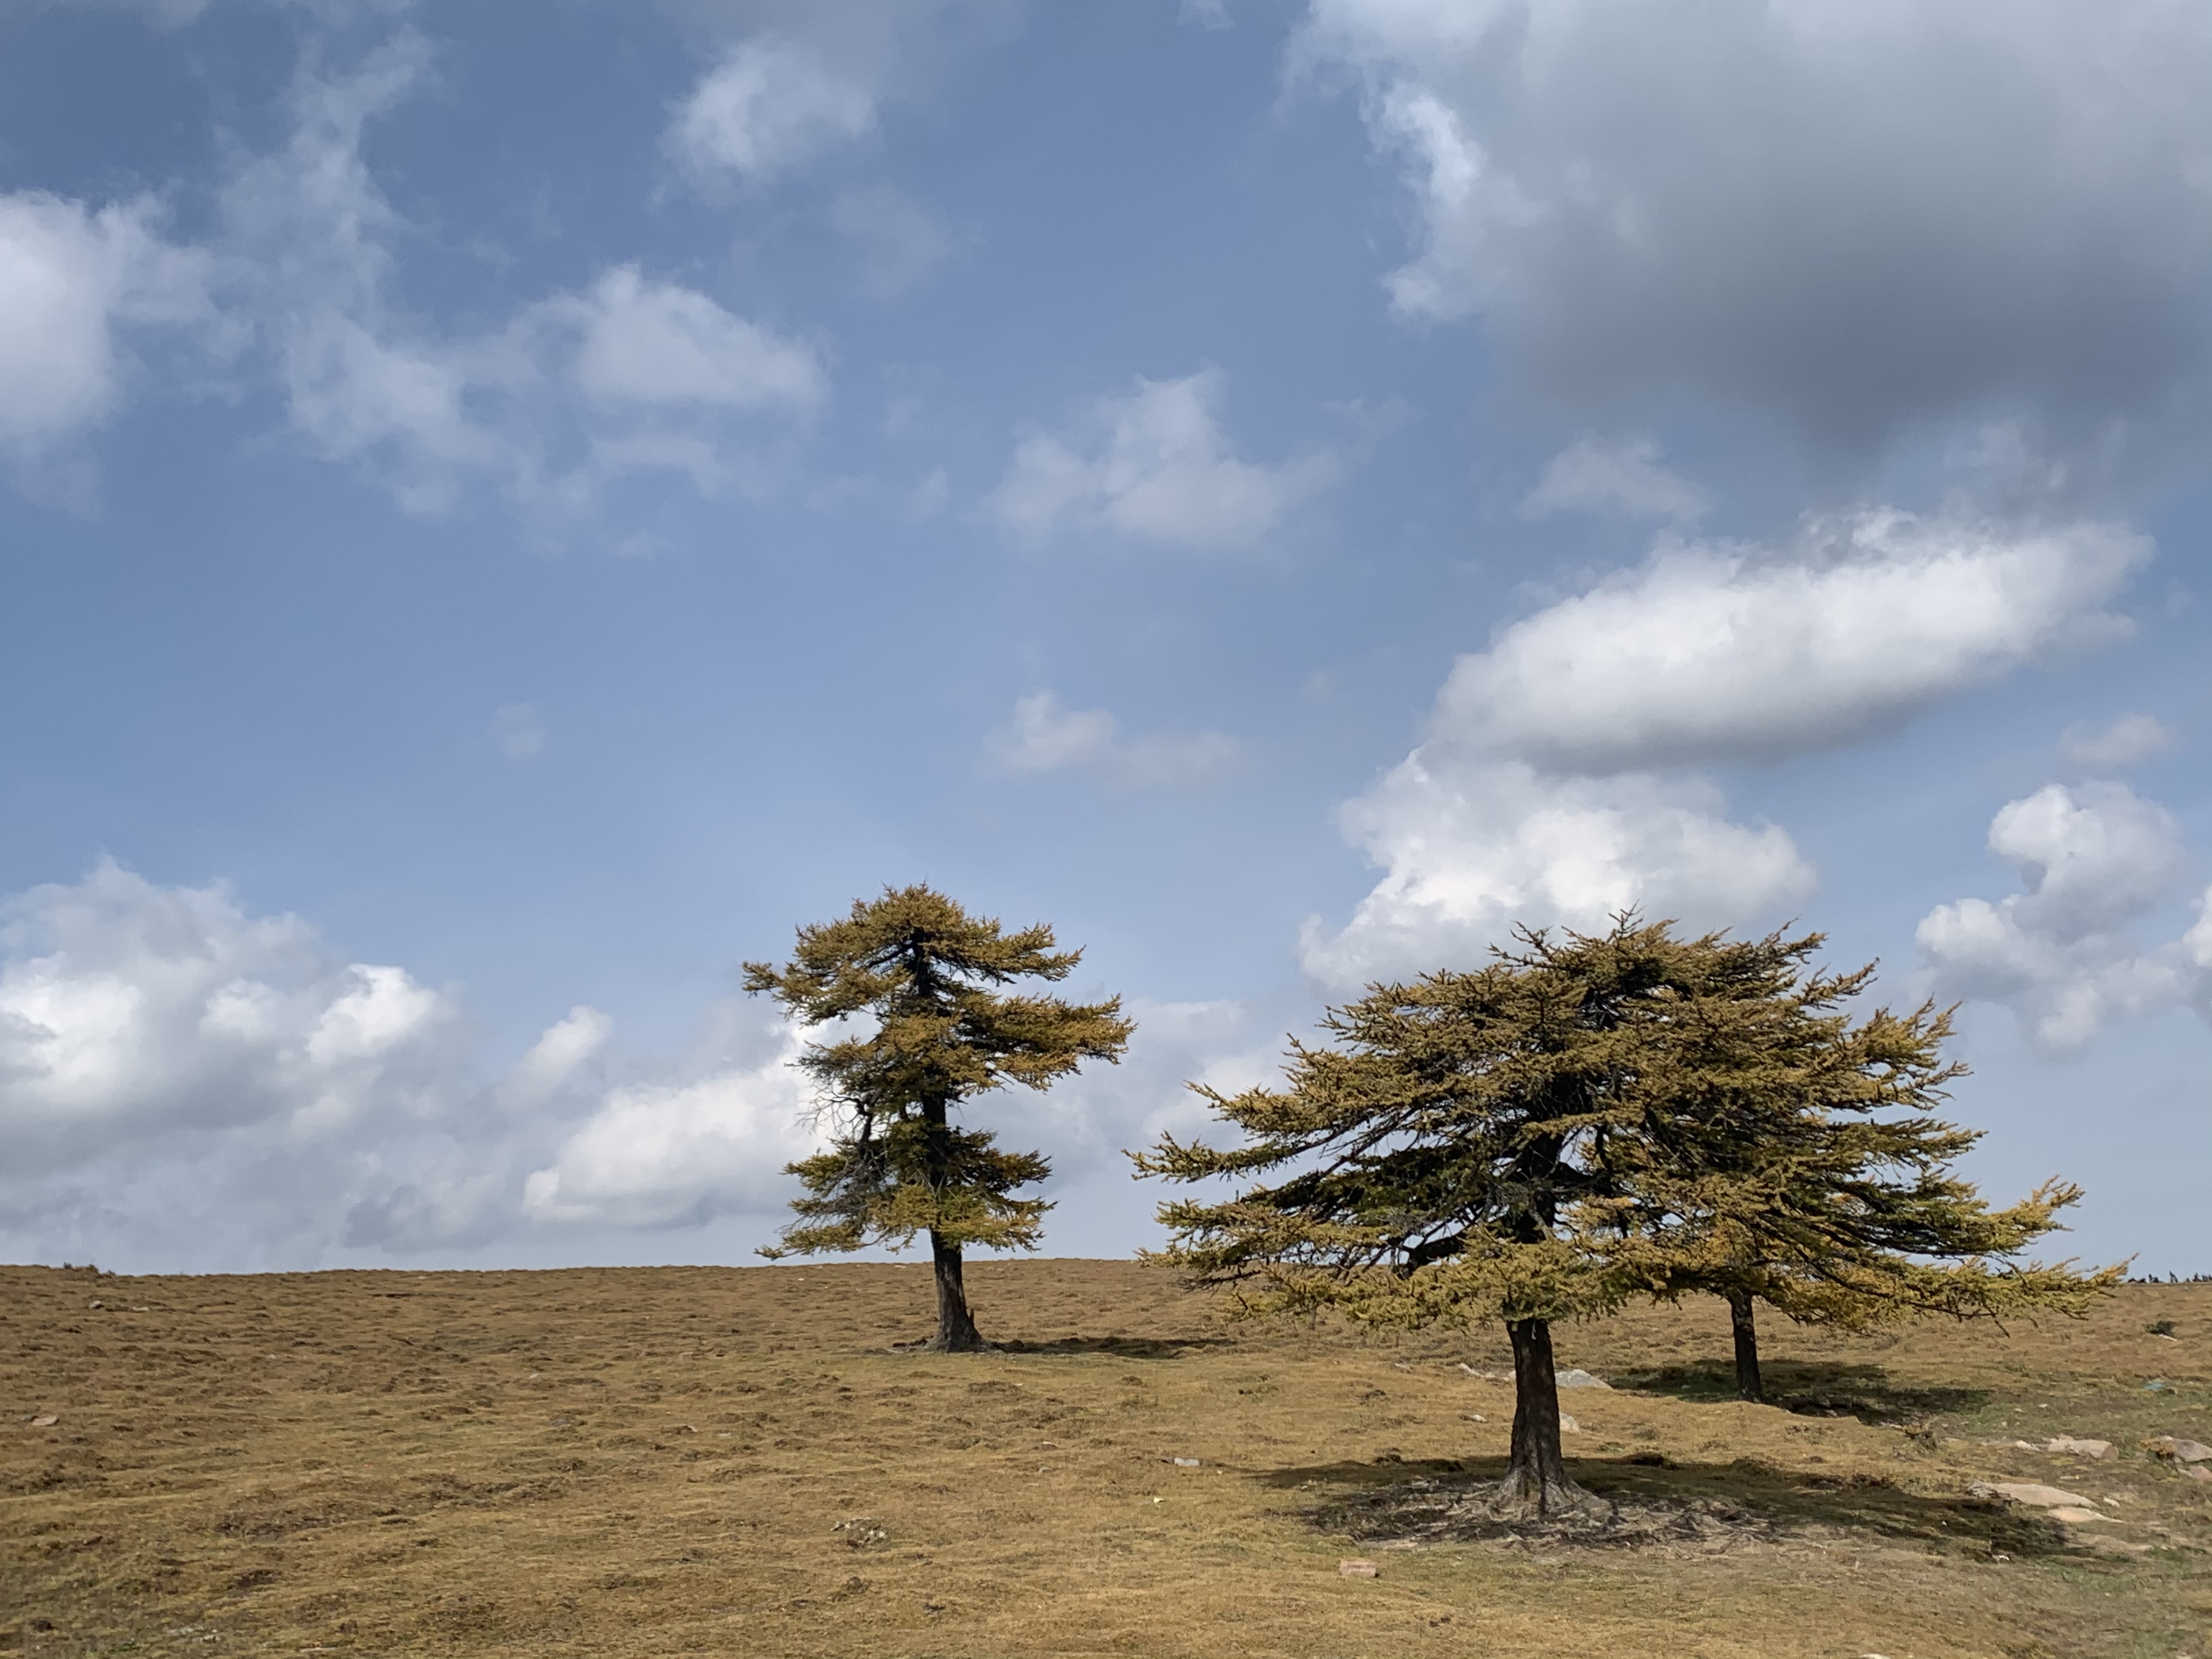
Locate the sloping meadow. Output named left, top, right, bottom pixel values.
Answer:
left=3, top=1260, right=2207, bottom=1657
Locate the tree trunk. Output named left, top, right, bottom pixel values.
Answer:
left=926, top=1228, right=988, bottom=1352
left=1726, top=1290, right=1763, bottom=1402
left=916, top=1085, right=989, bottom=1353
left=1490, top=1317, right=1594, bottom=1518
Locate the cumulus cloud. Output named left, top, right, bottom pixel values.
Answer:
left=0, top=860, right=459, bottom=1194
left=550, top=266, right=823, bottom=411
left=1299, top=0, right=2212, bottom=450
left=988, top=691, right=1237, bottom=790
left=1437, top=511, right=2147, bottom=775
left=671, top=38, right=877, bottom=180
left=1306, top=504, right=2150, bottom=985
left=0, top=864, right=868, bottom=1262
left=1518, top=435, right=1707, bottom=523
left=224, top=40, right=823, bottom=513
left=0, top=191, right=213, bottom=456
left=2061, top=712, right=2175, bottom=773
left=495, top=1005, right=611, bottom=1113
left=991, top=369, right=1335, bottom=553
left=1301, top=756, right=1815, bottom=987
left=1918, top=782, right=2207, bottom=1050
left=521, top=1026, right=822, bottom=1228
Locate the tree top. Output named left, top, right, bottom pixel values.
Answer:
left=743, top=884, right=1085, bottom=1022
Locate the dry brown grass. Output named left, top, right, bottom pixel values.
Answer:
left=3, top=1259, right=2208, bottom=1658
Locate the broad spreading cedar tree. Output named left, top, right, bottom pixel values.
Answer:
left=745, top=885, right=1132, bottom=1352
left=1138, top=918, right=2112, bottom=1517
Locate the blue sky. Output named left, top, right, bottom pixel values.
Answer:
left=3, top=0, right=2208, bottom=1278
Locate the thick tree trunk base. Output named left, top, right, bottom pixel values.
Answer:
left=926, top=1230, right=989, bottom=1353
left=1488, top=1316, right=1608, bottom=1522
left=1727, top=1291, right=1764, bottom=1403
left=1473, top=1465, right=1613, bottom=1525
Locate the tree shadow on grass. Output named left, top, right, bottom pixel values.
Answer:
left=992, top=1335, right=1234, bottom=1360
left=1255, top=1452, right=2071, bottom=1559
left=1610, top=1360, right=1991, bottom=1427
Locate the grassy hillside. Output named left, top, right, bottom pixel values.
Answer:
left=4, top=1260, right=2207, bottom=1657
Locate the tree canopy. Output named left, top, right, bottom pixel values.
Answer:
left=1138, top=917, right=2112, bottom=1515
left=746, top=884, right=1132, bottom=1351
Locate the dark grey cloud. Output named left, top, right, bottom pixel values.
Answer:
left=1304, top=1, right=2212, bottom=456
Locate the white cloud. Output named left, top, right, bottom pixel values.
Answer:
left=988, top=691, right=1238, bottom=790
left=0, top=866, right=871, bottom=1260
left=0, top=860, right=459, bottom=1192
left=1438, top=511, right=2147, bottom=774
left=555, top=266, right=823, bottom=410
left=991, top=369, right=1335, bottom=553
left=1518, top=435, right=1707, bottom=522
left=670, top=38, right=877, bottom=181
left=0, top=191, right=213, bottom=454
left=1918, top=782, right=2205, bottom=1049
left=222, top=41, right=824, bottom=514
left=521, top=1026, right=822, bottom=1228
left=1033, top=996, right=1274, bottom=1167
left=2062, top=712, right=2175, bottom=773
left=1299, top=0, right=2212, bottom=450
left=1306, top=503, right=2148, bottom=985
left=496, top=1006, right=611, bottom=1113
left=1180, top=0, right=1233, bottom=28
left=1301, top=755, right=1815, bottom=987
left=490, top=702, right=548, bottom=761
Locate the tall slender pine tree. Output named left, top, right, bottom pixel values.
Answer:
left=746, top=885, right=1132, bottom=1352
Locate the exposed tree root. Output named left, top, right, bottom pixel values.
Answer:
left=1317, top=1474, right=1782, bottom=1550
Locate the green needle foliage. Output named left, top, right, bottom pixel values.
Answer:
left=1582, top=928, right=2119, bottom=1401
left=746, top=885, right=1132, bottom=1352
left=1138, top=917, right=2113, bottom=1516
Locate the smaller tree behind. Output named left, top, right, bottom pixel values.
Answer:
left=1593, top=930, right=2118, bottom=1401
left=746, top=885, right=1132, bottom=1352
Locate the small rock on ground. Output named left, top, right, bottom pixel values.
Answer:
left=1339, top=1559, right=1379, bottom=1578
left=1555, top=1369, right=1612, bottom=1389
left=2045, top=1436, right=2114, bottom=1459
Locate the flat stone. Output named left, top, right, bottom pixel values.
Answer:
left=2046, top=1506, right=2113, bottom=1523
left=1971, top=1482, right=2095, bottom=1509
left=1338, top=1559, right=1379, bottom=1578
left=28, top=1414, right=58, bottom=1427
left=2184, top=1466, right=2212, bottom=1484
left=1559, top=1415, right=1581, bottom=1434
left=1555, top=1369, right=1612, bottom=1389
left=2045, top=1437, right=2114, bottom=1459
